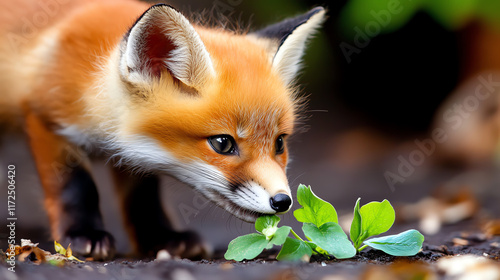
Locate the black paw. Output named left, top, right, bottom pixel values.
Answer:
left=63, top=229, right=115, bottom=260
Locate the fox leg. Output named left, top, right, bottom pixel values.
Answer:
left=24, top=111, right=114, bottom=260
left=110, top=167, right=209, bottom=259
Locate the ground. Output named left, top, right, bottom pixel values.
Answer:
left=2, top=218, right=500, bottom=280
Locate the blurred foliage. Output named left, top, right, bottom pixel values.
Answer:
left=245, top=0, right=304, bottom=23
left=238, top=0, right=335, bottom=104
left=340, top=0, right=500, bottom=37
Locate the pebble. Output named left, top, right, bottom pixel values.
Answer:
left=452, top=238, right=469, bottom=246
left=219, top=262, right=234, bottom=270
left=156, top=249, right=172, bottom=261
left=83, top=265, right=94, bottom=272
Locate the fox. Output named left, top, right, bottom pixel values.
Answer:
left=0, top=0, right=326, bottom=260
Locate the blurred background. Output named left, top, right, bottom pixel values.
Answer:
left=2, top=0, right=500, bottom=255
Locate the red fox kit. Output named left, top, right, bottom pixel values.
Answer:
left=0, top=0, right=325, bottom=259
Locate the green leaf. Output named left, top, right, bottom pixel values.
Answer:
left=269, top=226, right=291, bottom=247
left=302, top=222, right=356, bottom=259
left=363, top=229, right=424, bottom=256
left=255, top=215, right=280, bottom=238
left=305, top=241, right=318, bottom=252
left=350, top=198, right=362, bottom=248
left=294, top=184, right=338, bottom=227
left=359, top=200, right=395, bottom=241
left=224, top=234, right=269, bottom=261
left=276, top=237, right=313, bottom=262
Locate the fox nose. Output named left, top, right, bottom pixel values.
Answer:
left=270, top=193, right=292, bottom=213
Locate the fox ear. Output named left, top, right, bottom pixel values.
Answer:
left=251, top=7, right=326, bottom=85
left=120, top=4, right=214, bottom=88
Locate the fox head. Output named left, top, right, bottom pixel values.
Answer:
left=104, top=4, right=326, bottom=222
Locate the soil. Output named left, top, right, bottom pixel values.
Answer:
left=2, top=219, right=499, bottom=280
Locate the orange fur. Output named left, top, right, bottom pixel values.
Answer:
left=136, top=29, right=295, bottom=193
left=0, top=0, right=323, bottom=257
left=24, top=107, right=91, bottom=241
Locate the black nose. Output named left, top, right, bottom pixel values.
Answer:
left=270, top=193, right=292, bottom=212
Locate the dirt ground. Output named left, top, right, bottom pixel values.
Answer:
left=2, top=218, right=500, bottom=280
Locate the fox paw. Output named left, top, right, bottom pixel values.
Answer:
left=159, top=230, right=211, bottom=260
left=63, top=229, right=115, bottom=260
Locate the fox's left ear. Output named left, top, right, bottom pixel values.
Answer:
left=250, top=7, right=326, bottom=85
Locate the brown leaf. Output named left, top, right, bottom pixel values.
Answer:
left=483, top=220, right=500, bottom=237
left=5, top=239, right=84, bottom=265
left=361, top=260, right=437, bottom=280
left=437, top=255, right=500, bottom=278
left=66, top=243, right=72, bottom=258
left=397, top=186, right=479, bottom=235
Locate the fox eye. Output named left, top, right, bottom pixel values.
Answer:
left=208, top=135, right=237, bottom=155
left=276, top=134, right=286, bottom=155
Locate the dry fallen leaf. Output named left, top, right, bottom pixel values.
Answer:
left=483, top=220, right=500, bottom=238
left=5, top=239, right=84, bottom=265
left=437, top=255, right=500, bottom=279
left=361, top=260, right=437, bottom=280
left=54, top=240, right=67, bottom=255
left=5, top=239, right=48, bottom=265
left=398, top=187, right=479, bottom=235
left=54, top=240, right=84, bottom=263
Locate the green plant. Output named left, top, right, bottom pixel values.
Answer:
left=224, top=184, right=424, bottom=262
left=350, top=198, right=424, bottom=256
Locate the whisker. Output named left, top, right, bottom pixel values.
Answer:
left=290, top=172, right=306, bottom=187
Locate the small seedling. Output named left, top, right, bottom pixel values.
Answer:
left=224, top=215, right=291, bottom=261
left=225, top=184, right=424, bottom=262
left=350, top=198, right=424, bottom=256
